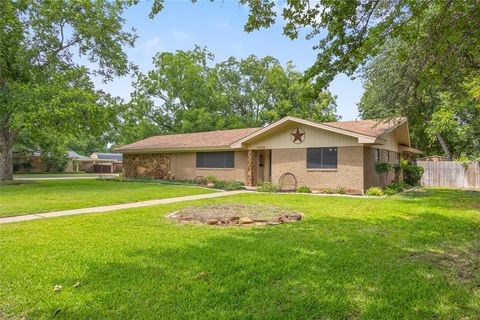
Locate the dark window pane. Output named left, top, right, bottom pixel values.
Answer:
left=307, top=148, right=322, bottom=168
left=384, top=150, right=389, bottom=162
left=373, top=148, right=379, bottom=162
left=322, top=147, right=337, bottom=168
left=307, top=147, right=337, bottom=169
left=196, top=152, right=234, bottom=168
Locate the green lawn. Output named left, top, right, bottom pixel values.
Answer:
left=0, top=179, right=216, bottom=217
left=14, top=173, right=116, bottom=178
left=0, top=189, right=479, bottom=319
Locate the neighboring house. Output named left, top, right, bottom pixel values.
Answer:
left=90, top=153, right=123, bottom=173
left=65, top=151, right=95, bottom=172
left=66, top=151, right=123, bottom=173
left=13, top=152, right=43, bottom=173
left=115, top=116, right=422, bottom=194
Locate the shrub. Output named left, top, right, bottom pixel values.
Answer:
left=297, top=186, right=311, bottom=193
left=42, top=153, right=68, bottom=172
left=205, top=175, right=217, bottom=182
left=375, top=161, right=392, bottom=185
left=393, top=163, right=402, bottom=182
left=375, top=162, right=392, bottom=174
left=365, top=187, right=384, bottom=196
left=256, top=181, right=278, bottom=192
left=323, top=188, right=334, bottom=194
left=336, top=186, right=347, bottom=194
left=213, top=180, right=225, bottom=189
left=383, top=186, right=397, bottom=196
left=223, top=181, right=245, bottom=191
left=213, top=180, right=245, bottom=190
left=383, top=181, right=412, bottom=195
left=403, top=165, right=424, bottom=186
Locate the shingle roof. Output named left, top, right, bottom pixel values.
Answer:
left=115, top=128, right=261, bottom=152
left=115, top=117, right=406, bottom=152
left=322, top=118, right=406, bottom=138
left=95, top=153, right=123, bottom=161
left=66, top=151, right=91, bottom=160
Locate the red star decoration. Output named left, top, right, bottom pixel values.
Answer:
left=291, top=128, right=305, bottom=143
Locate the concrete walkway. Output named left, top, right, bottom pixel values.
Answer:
left=0, top=190, right=247, bottom=225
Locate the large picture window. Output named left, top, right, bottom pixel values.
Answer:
left=307, top=147, right=338, bottom=169
left=196, top=151, right=234, bottom=168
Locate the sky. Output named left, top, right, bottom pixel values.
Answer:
left=93, top=1, right=364, bottom=121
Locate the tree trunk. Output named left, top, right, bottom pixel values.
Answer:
left=0, top=118, right=15, bottom=181
left=0, top=139, right=14, bottom=181
left=435, top=133, right=452, bottom=160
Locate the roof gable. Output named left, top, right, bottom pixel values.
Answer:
left=231, top=117, right=408, bottom=148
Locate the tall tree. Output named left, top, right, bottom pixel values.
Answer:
left=359, top=40, right=480, bottom=159
left=116, top=47, right=338, bottom=145
left=0, top=0, right=135, bottom=180
left=151, top=1, right=479, bottom=87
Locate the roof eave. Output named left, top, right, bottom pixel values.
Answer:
left=115, top=145, right=241, bottom=154
left=399, top=145, right=423, bottom=154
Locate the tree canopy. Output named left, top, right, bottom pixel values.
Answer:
left=151, top=1, right=478, bottom=88
left=147, top=1, right=479, bottom=160
left=114, top=46, right=338, bottom=146
left=359, top=40, right=480, bottom=160
left=0, top=0, right=135, bottom=179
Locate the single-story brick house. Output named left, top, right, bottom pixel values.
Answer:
left=115, top=116, right=422, bottom=194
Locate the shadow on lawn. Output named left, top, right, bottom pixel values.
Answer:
left=47, top=211, right=479, bottom=319
left=397, top=188, right=480, bottom=210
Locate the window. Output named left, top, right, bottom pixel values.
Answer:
left=383, top=150, right=389, bottom=162
left=307, top=147, right=338, bottom=169
left=373, top=148, right=380, bottom=162
left=196, top=152, right=234, bottom=168
left=395, top=152, right=400, bottom=164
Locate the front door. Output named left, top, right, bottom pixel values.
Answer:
left=257, top=151, right=265, bottom=183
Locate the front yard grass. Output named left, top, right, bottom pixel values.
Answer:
left=0, top=179, right=217, bottom=217
left=14, top=173, right=115, bottom=178
left=0, top=188, right=478, bottom=319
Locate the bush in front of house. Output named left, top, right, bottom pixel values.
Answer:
left=336, top=186, right=347, bottom=194
left=365, top=187, right=384, bottom=196
left=224, top=181, right=245, bottom=191
left=214, top=180, right=245, bottom=191
left=204, top=175, right=217, bottom=182
left=403, top=164, right=424, bottom=186
left=384, top=181, right=412, bottom=195
left=256, top=181, right=278, bottom=192
left=297, top=185, right=311, bottom=193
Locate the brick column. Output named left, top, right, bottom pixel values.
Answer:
left=247, top=150, right=255, bottom=187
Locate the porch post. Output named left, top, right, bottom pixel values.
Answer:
left=247, top=150, right=255, bottom=187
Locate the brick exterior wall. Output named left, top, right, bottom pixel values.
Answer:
left=123, top=153, right=172, bottom=179
left=363, top=147, right=401, bottom=189
left=271, top=146, right=365, bottom=194
left=171, top=151, right=249, bottom=183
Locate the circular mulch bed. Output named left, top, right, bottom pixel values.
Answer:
left=168, top=203, right=303, bottom=226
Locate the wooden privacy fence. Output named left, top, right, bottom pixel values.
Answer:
left=417, top=161, right=480, bottom=190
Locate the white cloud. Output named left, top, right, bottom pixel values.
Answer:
left=171, top=29, right=192, bottom=43
left=142, top=37, right=164, bottom=57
